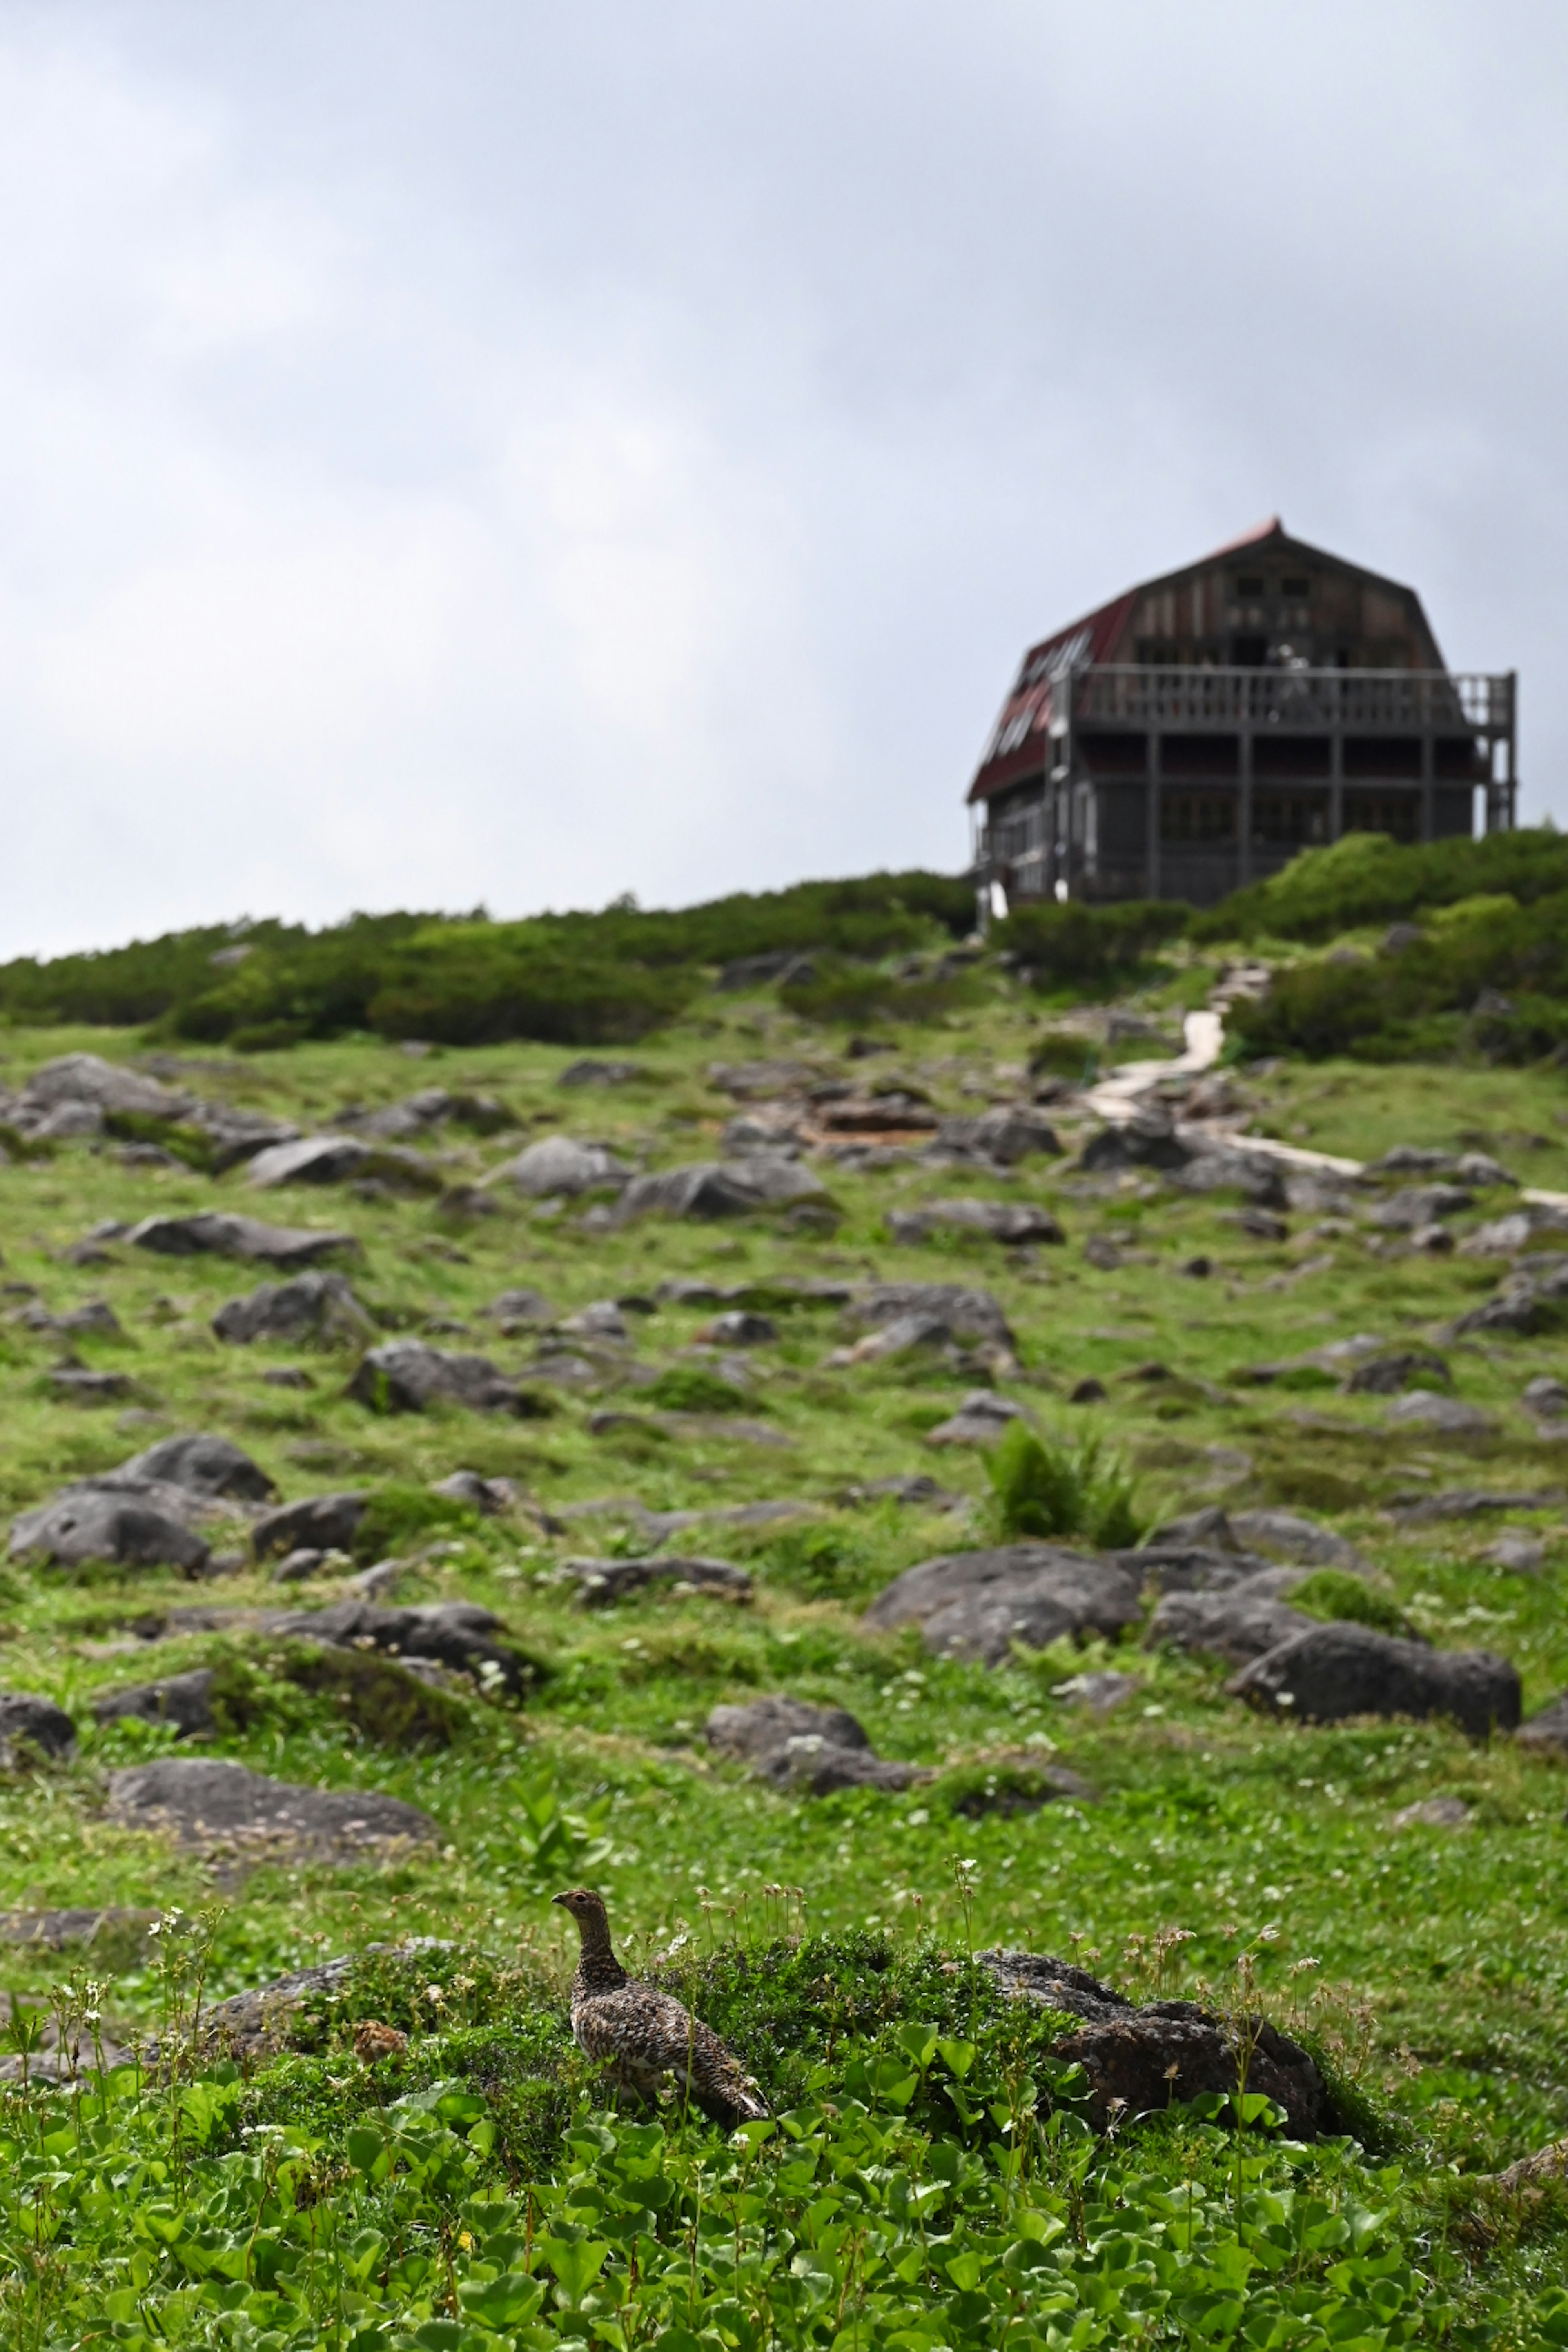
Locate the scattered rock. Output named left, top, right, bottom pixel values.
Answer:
left=840, top=1475, right=966, bottom=1511
left=1051, top=1670, right=1142, bottom=1715
left=488, top=1286, right=554, bottom=1328
left=559, top=1555, right=754, bottom=1606
left=1078, top=1110, right=1189, bottom=1173
left=706, top=1695, right=926, bottom=1794
left=48, top=1370, right=133, bottom=1403
left=1226, top=1509, right=1370, bottom=1572
left=887, top=1200, right=1063, bottom=1245
left=1390, top=1794, right=1470, bottom=1830
left=695, top=1310, right=778, bottom=1346
left=925, top=1392, right=1026, bottom=1447
left=1368, top=1184, right=1473, bottom=1231
left=245, top=1136, right=374, bottom=1189
left=1454, top=1152, right=1517, bottom=1188
left=269, top=1597, right=537, bottom=1696
left=21, top=1054, right=190, bottom=1121
left=1451, top=1257, right=1568, bottom=1338
left=1345, top=1348, right=1452, bottom=1396
left=488, top=1135, right=632, bottom=1197
left=430, top=1470, right=517, bottom=1515
left=348, top=1340, right=529, bottom=1414
left=863, top=1544, right=1142, bottom=1666
left=614, top=1157, right=828, bottom=1221
left=1516, top=1694, right=1568, bottom=1756
left=1385, top=1391, right=1493, bottom=1436
left=558, top=1300, right=630, bottom=1343
left=558, top=1059, right=647, bottom=1087
left=931, top=1108, right=1062, bottom=1165
left=842, top=1283, right=1015, bottom=1354
left=1230, top=1622, right=1521, bottom=1735
left=252, top=1492, right=369, bottom=1559
left=942, top=1756, right=1098, bottom=1815
left=118, top=1432, right=276, bottom=1502
left=0, top=1691, right=78, bottom=1764
left=1392, top=1488, right=1564, bottom=1525
left=92, top=1667, right=216, bottom=1737
left=213, top=1271, right=376, bottom=1349
left=10, top=1486, right=213, bottom=1575
left=105, top=1757, right=437, bottom=1858
left=1483, top=1529, right=1546, bottom=1573
left=127, top=1213, right=360, bottom=1267
left=1524, top=1376, right=1568, bottom=1421
left=1367, top=1144, right=1453, bottom=1174
left=1068, top=1377, right=1107, bottom=1404
left=1147, top=1586, right=1314, bottom=1666
left=982, top=1951, right=1337, bottom=2138
left=1083, top=1236, right=1120, bottom=1271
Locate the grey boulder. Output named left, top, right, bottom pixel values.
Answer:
left=252, top=1493, right=369, bottom=1560
left=127, top=1213, right=360, bottom=1266
left=1516, top=1694, right=1568, bottom=1756
left=21, top=1054, right=191, bottom=1120
left=864, top=1544, right=1142, bottom=1666
left=1368, top=1183, right=1474, bottom=1230
left=887, top=1199, right=1063, bottom=1246
left=707, top=1695, right=926, bottom=1794
left=213, top=1272, right=376, bottom=1348
left=348, top=1340, right=526, bottom=1414
left=1230, top=1621, right=1521, bottom=1735
left=117, top=1432, right=275, bottom=1502
left=1385, top=1391, right=1493, bottom=1436
left=105, top=1757, right=437, bottom=1856
left=614, top=1156, right=826, bottom=1221
left=270, top=1596, right=535, bottom=1695
left=92, top=1668, right=216, bottom=1738
left=488, top=1136, right=631, bottom=1197
left=0, top=1692, right=78, bottom=1762
left=1147, top=1586, right=1314, bottom=1666
left=560, top=1555, right=754, bottom=1607
left=244, top=1135, right=372, bottom=1188
left=842, top=1283, right=1016, bottom=1352
left=925, top=1391, right=1026, bottom=1447
left=933, top=1108, right=1062, bottom=1165
left=9, top=1488, right=212, bottom=1575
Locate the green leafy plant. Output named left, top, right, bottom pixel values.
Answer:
left=1290, top=1569, right=1412, bottom=1638
left=985, top=1418, right=1144, bottom=1547
left=642, top=1365, right=753, bottom=1414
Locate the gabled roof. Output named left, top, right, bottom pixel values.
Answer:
left=968, top=519, right=1446, bottom=805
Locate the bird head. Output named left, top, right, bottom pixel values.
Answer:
left=552, top=1887, right=609, bottom=1933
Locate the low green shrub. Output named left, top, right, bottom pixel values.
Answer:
left=985, top=1419, right=1144, bottom=1548
left=1194, top=825, right=1568, bottom=946
left=1290, top=1570, right=1412, bottom=1639
left=642, top=1365, right=753, bottom=1413
left=779, top=954, right=978, bottom=1027
left=350, top=1481, right=482, bottom=1564
left=995, top=898, right=1189, bottom=992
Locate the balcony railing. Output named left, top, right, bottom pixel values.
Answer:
left=1070, top=666, right=1513, bottom=734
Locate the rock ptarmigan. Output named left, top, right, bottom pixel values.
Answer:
left=552, top=1887, right=768, bottom=2127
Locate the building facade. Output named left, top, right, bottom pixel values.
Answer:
left=968, top=519, right=1516, bottom=910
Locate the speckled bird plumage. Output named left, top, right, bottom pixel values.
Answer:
left=552, top=1887, right=768, bottom=2127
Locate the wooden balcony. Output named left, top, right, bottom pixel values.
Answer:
left=1068, top=665, right=1513, bottom=736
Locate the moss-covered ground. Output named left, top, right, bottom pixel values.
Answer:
left=2, top=971, right=1568, bottom=2342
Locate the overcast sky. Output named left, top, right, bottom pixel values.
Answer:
left=0, top=1, right=1563, bottom=956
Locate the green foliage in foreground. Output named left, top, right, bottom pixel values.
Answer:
left=6, top=1928, right=1553, bottom=2350
left=986, top=1420, right=1145, bottom=1549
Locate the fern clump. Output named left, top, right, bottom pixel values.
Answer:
left=984, top=1418, right=1144, bottom=1549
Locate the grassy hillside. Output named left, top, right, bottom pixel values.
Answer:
left=0, top=929, right=1566, bottom=2341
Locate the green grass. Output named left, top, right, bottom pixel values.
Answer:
left=2, top=988, right=1568, bottom=2338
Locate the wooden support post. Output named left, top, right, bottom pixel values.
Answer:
left=1238, top=729, right=1254, bottom=886
left=1329, top=718, right=1344, bottom=842
left=1145, top=731, right=1161, bottom=899
left=1419, top=677, right=1435, bottom=842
